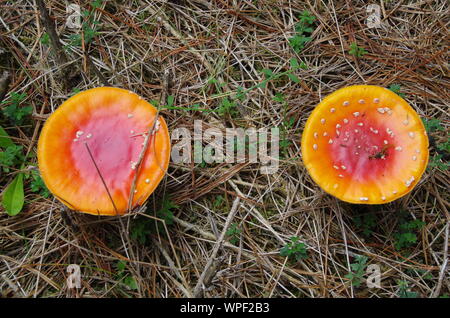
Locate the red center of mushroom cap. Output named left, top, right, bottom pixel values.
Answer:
left=329, top=117, right=396, bottom=182
left=70, top=109, right=149, bottom=198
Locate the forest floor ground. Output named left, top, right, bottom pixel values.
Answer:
left=0, top=0, right=448, bottom=298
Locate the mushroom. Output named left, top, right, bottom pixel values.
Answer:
left=37, top=87, right=171, bottom=215
left=301, top=85, right=429, bottom=204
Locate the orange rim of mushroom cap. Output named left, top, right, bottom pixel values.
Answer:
left=301, top=85, right=429, bottom=204
left=38, top=87, right=171, bottom=215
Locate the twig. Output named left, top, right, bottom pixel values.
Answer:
left=1, top=258, right=26, bottom=297
left=35, top=0, right=78, bottom=90
left=35, top=0, right=68, bottom=66
left=36, top=0, right=107, bottom=88
left=193, top=197, right=241, bottom=297
left=33, top=199, right=55, bottom=298
left=173, top=213, right=319, bottom=295
left=153, top=240, right=192, bottom=297
left=127, top=68, right=170, bottom=213
left=431, top=222, right=449, bottom=298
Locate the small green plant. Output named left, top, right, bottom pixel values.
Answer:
left=272, top=92, right=285, bottom=103
left=40, top=32, right=50, bottom=45
left=0, top=125, right=14, bottom=148
left=2, top=172, right=24, bottom=216
left=280, top=236, right=308, bottom=262
left=130, top=219, right=151, bottom=245
left=130, top=197, right=178, bottom=244
left=289, top=10, right=316, bottom=53
left=353, top=213, right=376, bottom=237
left=428, top=154, right=449, bottom=171
left=208, top=77, right=239, bottom=117
left=213, top=195, right=224, bottom=209
left=348, top=42, right=368, bottom=58
left=152, top=95, right=211, bottom=112
left=29, top=171, right=50, bottom=198
left=394, top=214, right=425, bottom=251
left=397, top=280, right=419, bottom=298
left=273, top=92, right=295, bottom=157
left=388, top=84, right=405, bottom=98
left=70, top=88, right=81, bottom=96
left=345, top=255, right=368, bottom=287
left=91, top=0, right=102, bottom=8
left=422, top=117, right=449, bottom=171
left=279, top=116, right=295, bottom=158
left=436, top=138, right=450, bottom=153
left=115, top=260, right=138, bottom=290
left=226, top=223, right=241, bottom=245
left=166, top=95, right=175, bottom=108
left=217, top=97, right=238, bottom=117
left=197, top=159, right=209, bottom=168
left=0, top=126, right=25, bottom=216
left=209, top=58, right=305, bottom=118
left=157, top=197, right=178, bottom=225
left=1, top=92, right=33, bottom=125
left=422, top=118, right=444, bottom=133
left=0, top=144, right=24, bottom=173
left=66, top=1, right=102, bottom=48
left=405, top=268, right=433, bottom=281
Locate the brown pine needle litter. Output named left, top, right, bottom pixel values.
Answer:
left=0, top=0, right=449, bottom=298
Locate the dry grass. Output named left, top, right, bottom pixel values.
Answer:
left=0, top=0, right=449, bottom=298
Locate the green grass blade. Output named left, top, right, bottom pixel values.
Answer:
left=0, top=125, right=14, bottom=148
left=2, top=172, right=25, bottom=216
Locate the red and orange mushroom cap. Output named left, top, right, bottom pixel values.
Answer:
left=301, top=85, right=429, bottom=204
left=37, top=87, right=171, bottom=215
